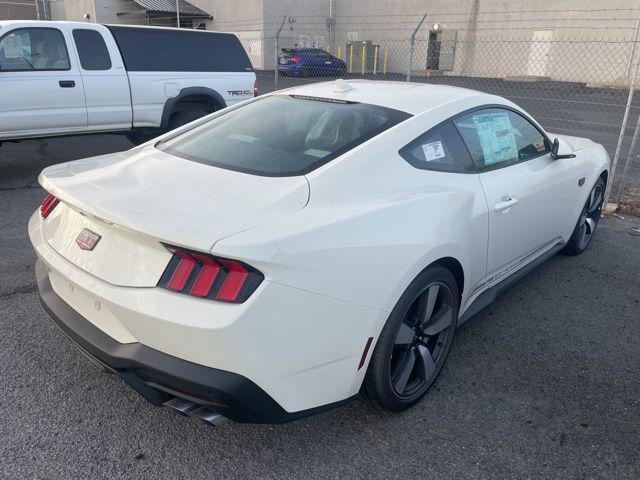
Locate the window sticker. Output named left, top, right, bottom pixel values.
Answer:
left=3, top=35, right=24, bottom=59
left=473, top=112, right=518, bottom=165
left=421, top=141, right=446, bottom=162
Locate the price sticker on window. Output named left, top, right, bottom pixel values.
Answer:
left=421, top=141, right=446, bottom=162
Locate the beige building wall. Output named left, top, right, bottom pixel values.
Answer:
left=50, top=0, right=96, bottom=22
left=1, top=0, right=38, bottom=20
left=327, top=0, right=638, bottom=83
left=43, top=0, right=640, bottom=82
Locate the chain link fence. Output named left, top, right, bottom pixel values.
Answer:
left=234, top=21, right=640, bottom=215
left=0, top=0, right=41, bottom=20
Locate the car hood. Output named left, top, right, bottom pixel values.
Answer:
left=548, top=133, right=597, bottom=152
left=38, top=146, right=310, bottom=253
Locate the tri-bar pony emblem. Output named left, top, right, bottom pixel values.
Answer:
left=75, top=228, right=101, bottom=251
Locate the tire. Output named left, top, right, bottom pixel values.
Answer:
left=169, top=105, right=213, bottom=131
left=562, top=177, right=605, bottom=256
left=299, top=67, right=310, bottom=78
left=362, top=265, right=459, bottom=411
left=125, top=130, right=160, bottom=146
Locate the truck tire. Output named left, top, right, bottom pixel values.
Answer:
left=125, top=104, right=215, bottom=146
left=168, top=105, right=213, bottom=131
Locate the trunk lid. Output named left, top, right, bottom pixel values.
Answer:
left=39, top=146, right=309, bottom=287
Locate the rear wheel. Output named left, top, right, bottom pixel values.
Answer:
left=299, top=66, right=310, bottom=78
left=124, top=129, right=160, bottom=146
left=563, top=177, right=605, bottom=256
left=125, top=103, right=215, bottom=145
left=169, top=104, right=214, bottom=131
left=363, top=266, right=459, bottom=411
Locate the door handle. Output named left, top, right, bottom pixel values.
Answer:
left=494, top=195, right=519, bottom=212
left=59, top=80, right=75, bottom=88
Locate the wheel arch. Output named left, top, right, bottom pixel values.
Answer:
left=599, top=168, right=608, bottom=187
left=432, top=256, right=465, bottom=301
left=160, top=87, right=226, bottom=130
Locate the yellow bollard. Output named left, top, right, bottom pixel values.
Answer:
left=349, top=45, right=353, bottom=73
left=361, top=44, right=366, bottom=75
left=337, top=46, right=342, bottom=60
left=373, top=45, right=379, bottom=75
left=327, top=44, right=331, bottom=54
left=383, top=47, right=388, bottom=75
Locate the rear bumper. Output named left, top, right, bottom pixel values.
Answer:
left=36, top=260, right=353, bottom=423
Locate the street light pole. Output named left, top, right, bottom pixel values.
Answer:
left=176, top=0, right=180, bottom=27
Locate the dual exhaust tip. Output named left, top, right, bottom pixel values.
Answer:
left=163, top=397, right=228, bottom=426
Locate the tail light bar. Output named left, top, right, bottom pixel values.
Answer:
left=158, top=245, right=264, bottom=303
left=253, top=79, right=259, bottom=97
left=40, top=193, right=60, bottom=218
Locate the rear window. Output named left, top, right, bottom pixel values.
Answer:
left=73, top=29, right=111, bottom=70
left=107, top=26, right=252, bottom=72
left=157, top=95, right=411, bottom=176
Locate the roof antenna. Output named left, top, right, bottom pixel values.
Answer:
left=334, top=79, right=353, bottom=93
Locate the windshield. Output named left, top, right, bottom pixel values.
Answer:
left=158, top=95, right=411, bottom=176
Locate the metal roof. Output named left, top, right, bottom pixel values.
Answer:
left=132, top=0, right=211, bottom=17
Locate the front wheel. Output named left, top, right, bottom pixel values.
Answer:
left=563, top=177, right=605, bottom=256
left=362, top=265, right=459, bottom=411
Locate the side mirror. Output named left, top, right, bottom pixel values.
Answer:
left=551, top=137, right=576, bottom=159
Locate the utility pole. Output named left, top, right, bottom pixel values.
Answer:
left=176, top=0, right=180, bottom=27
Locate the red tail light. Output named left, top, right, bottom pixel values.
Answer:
left=253, top=79, right=259, bottom=97
left=158, top=245, right=263, bottom=303
left=40, top=193, right=60, bottom=218
left=291, top=55, right=301, bottom=63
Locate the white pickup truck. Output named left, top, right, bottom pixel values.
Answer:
left=0, top=21, right=257, bottom=144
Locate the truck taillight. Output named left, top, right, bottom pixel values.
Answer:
left=253, top=79, right=259, bottom=97
left=40, top=193, right=60, bottom=218
left=158, top=245, right=264, bottom=303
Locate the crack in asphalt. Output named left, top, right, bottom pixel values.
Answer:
left=0, top=184, right=41, bottom=192
left=0, top=283, right=37, bottom=299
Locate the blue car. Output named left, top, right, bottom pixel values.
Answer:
left=278, top=48, right=347, bottom=77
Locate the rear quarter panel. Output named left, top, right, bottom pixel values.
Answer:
left=213, top=98, right=492, bottom=320
left=128, top=71, right=256, bottom=127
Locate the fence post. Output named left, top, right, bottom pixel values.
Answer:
left=274, top=15, right=287, bottom=91
left=608, top=13, right=640, bottom=208
left=616, top=114, right=640, bottom=204
left=407, top=14, right=427, bottom=82
left=615, top=13, right=640, bottom=205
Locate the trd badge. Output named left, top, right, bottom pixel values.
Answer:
left=75, top=228, right=101, bottom=251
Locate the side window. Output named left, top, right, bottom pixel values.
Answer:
left=454, top=108, right=550, bottom=170
left=0, top=28, right=70, bottom=71
left=399, top=121, right=475, bottom=173
left=73, top=29, right=112, bottom=71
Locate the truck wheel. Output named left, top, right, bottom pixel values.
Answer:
left=125, top=130, right=160, bottom=146
left=169, top=105, right=213, bottom=131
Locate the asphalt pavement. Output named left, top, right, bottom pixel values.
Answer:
left=1, top=87, right=639, bottom=479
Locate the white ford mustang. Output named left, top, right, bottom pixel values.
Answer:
left=30, top=80, right=609, bottom=424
